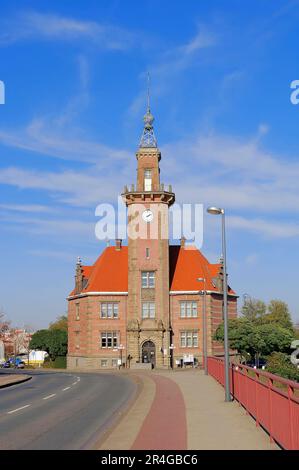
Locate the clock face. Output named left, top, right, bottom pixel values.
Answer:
left=142, top=209, right=154, bottom=223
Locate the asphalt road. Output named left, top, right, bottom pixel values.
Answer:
left=0, top=369, right=136, bottom=450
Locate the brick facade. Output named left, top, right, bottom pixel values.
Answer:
left=67, top=112, right=238, bottom=370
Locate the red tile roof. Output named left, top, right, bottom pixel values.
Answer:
left=170, top=245, right=217, bottom=291
left=70, top=244, right=235, bottom=295
left=82, top=246, right=128, bottom=293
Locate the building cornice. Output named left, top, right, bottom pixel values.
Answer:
left=68, top=290, right=238, bottom=300
left=67, top=291, right=128, bottom=300
left=170, top=290, right=238, bottom=297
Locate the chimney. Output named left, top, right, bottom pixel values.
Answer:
left=115, top=239, right=122, bottom=251
left=75, top=257, right=83, bottom=294
left=180, top=237, right=186, bottom=249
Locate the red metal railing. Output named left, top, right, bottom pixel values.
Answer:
left=207, top=356, right=299, bottom=450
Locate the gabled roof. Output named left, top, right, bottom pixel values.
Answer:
left=82, top=246, right=128, bottom=293
left=169, top=245, right=219, bottom=291
left=69, top=244, right=235, bottom=296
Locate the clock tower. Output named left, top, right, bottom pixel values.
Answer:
left=122, top=104, right=175, bottom=368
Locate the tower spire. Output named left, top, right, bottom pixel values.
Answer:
left=147, top=71, right=150, bottom=112
left=139, top=72, right=157, bottom=148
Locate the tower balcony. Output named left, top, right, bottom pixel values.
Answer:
left=122, top=183, right=175, bottom=206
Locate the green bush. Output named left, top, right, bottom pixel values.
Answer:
left=43, top=356, right=66, bottom=369
left=266, top=352, right=299, bottom=382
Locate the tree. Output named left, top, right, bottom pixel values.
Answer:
left=241, top=298, right=266, bottom=323
left=30, top=329, right=67, bottom=361
left=49, top=315, right=68, bottom=332
left=264, top=300, right=294, bottom=331
left=214, top=318, right=255, bottom=360
left=266, top=352, right=299, bottom=382
left=47, top=330, right=67, bottom=360
left=0, top=309, right=10, bottom=340
left=214, top=318, right=294, bottom=361
left=253, top=324, right=294, bottom=357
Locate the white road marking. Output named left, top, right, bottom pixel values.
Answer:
left=43, top=394, right=56, bottom=400
left=62, top=387, right=70, bottom=391
left=72, top=382, right=77, bottom=385
left=7, top=404, right=31, bottom=414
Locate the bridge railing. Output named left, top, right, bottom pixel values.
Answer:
left=207, top=356, right=299, bottom=450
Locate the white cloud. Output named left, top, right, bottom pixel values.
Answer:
left=0, top=11, right=135, bottom=50
left=0, top=212, right=93, bottom=237
left=128, top=26, right=216, bottom=117
left=0, top=203, right=55, bottom=213
left=180, top=28, right=216, bottom=55
left=1, top=122, right=299, bottom=241
left=0, top=118, right=131, bottom=165
left=228, top=216, right=299, bottom=238
left=0, top=167, right=124, bottom=206
left=162, top=128, right=299, bottom=215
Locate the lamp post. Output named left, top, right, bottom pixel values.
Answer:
left=207, top=206, right=231, bottom=402
left=197, top=277, right=208, bottom=375
left=119, top=344, right=125, bottom=368
left=169, top=344, right=175, bottom=369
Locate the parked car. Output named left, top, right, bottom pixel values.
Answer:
left=0, top=361, right=11, bottom=368
left=16, top=361, right=25, bottom=369
left=246, top=358, right=267, bottom=369
left=6, top=357, right=25, bottom=368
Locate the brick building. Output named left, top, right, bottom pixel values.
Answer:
left=67, top=106, right=237, bottom=370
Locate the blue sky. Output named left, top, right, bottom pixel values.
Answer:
left=0, top=0, right=299, bottom=329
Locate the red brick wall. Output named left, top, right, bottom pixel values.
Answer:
left=68, top=295, right=127, bottom=360
left=170, top=294, right=203, bottom=361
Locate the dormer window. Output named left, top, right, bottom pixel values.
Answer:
left=144, top=169, right=152, bottom=191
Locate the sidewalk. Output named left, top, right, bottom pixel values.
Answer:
left=98, top=370, right=279, bottom=450
left=0, top=373, right=32, bottom=389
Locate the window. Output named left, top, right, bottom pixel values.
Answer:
left=142, top=302, right=155, bottom=319
left=100, top=303, right=119, bottom=319
left=111, top=359, right=118, bottom=368
left=141, top=271, right=155, bottom=288
left=180, top=301, right=198, bottom=318
left=180, top=331, right=198, bottom=348
left=144, top=169, right=152, bottom=191
left=101, top=331, right=119, bottom=349
left=146, top=247, right=150, bottom=259
left=101, top=360, right=108, bottom=368
left=75, top=302, right=80, bottom=320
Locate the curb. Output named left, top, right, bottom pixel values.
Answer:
left=0, top=375, right=32, bottom=389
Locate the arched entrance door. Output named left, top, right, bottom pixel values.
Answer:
left=142, top=341, right=156, bottom=368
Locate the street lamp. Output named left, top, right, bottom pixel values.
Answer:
left=207, top=206, right=231, bottom=402
left=169, top=344, right=175, bottom=369
left=197, top=277, right=208, bottom=375
left=118, top=344, right=125, bottom=368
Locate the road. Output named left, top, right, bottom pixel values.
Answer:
left=0, top=370, right=136, bottom=450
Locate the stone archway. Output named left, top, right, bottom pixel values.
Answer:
left=141, top=340, right=156, bottom=368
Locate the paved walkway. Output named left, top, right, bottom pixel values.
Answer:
left=98, top=370, right=279, bottom=450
